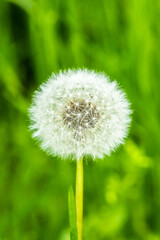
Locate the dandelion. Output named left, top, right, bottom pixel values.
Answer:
left=29, top=69, right=131, bottom=159
left=29, top=69, right=132, bottom=240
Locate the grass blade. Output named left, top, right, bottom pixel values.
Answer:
left=68, top=186, right=78, bottom=240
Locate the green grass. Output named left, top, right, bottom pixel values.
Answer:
left=0, top=0, right=160, bottom=239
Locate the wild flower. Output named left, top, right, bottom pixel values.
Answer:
left=29, top=69, right=131, bottom=160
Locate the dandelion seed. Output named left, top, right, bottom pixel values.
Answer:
left=29, top=69, right=132, bottom=159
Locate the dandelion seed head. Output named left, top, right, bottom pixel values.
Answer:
left=29, top=69, right=132, bottom=160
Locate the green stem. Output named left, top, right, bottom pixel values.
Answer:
left=76, top=158, right=83, bottom=240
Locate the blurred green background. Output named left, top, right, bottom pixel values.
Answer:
left=0, top=0, right=160, bottom=239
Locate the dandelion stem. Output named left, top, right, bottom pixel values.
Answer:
left=76, top=158, right=83, bottom=240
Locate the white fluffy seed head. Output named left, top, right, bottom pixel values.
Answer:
left=29, top=69, right=132, bottom=160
